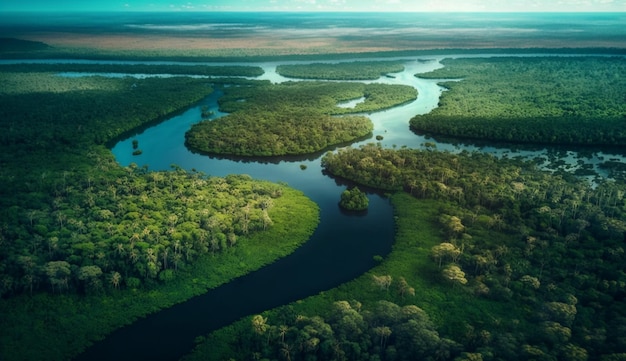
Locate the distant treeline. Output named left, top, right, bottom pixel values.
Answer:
left=3, top=36, right=624, bottom=61
left=0, top=63, right=264, bottom=77
left=0, top=38, right=51, bottom=52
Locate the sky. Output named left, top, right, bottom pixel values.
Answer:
left=1, top=0, right=625, bottom=12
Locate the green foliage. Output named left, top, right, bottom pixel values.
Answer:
left=186, top=81, right=416, bottom=156
left=322, top=143, right=626, bottom=359
left=184, top=196, right=515, bottom=361
left=186, top=299, right=459, bottom=361
left=187, top=109, right=373, bottom=156
left=0, top=72, right=213, bottom=146
left=0, top=67, right=320, bottom=361
left=411, top=57, right=626, bottom=145
left=339, top=187, right=369, bottom=211
left=276, top=60, right=405, bottom=80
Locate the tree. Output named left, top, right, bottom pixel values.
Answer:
left=372, top=274, right=393, bottom=291
left=397, top=276, right=415, bottom=299
left=431, top=243, right=461, bottom=268
left=339, top=187, right=369, bottom=211
left=442, top=264, right=468, bottom=288
left=440, top=214, right=465, bottom=236
left=44, top=261, right=71, bottom=293
left=77, top=265, right=103, bottom=293
left=373, top=326, right=392, bottom=349
left=251, top=314, right=269, bottom=335
left=109, top=271, right=121, bottom=290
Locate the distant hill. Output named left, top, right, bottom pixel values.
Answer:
left=0, top=38, right=51, bottom=52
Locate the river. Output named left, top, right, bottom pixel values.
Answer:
left=25, top=55, right=622, bottom=360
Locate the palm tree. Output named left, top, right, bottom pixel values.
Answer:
left=116, top=243, right=126, bottom=257
left=110, top=271, right=121, bottom=289
left=251, top=315, right=268, bottom=335
left=280, top=343, right=292, bottom=361
left=373, top=326, right=392, bottom=349
left=278, top=325, right=288, bottom=343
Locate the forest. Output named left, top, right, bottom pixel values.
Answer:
left=410, top=57, right=626, bottom=146
left=188, top=142, right=626, bottom=361
left=2, top=49, right=626, bottom=361
left=0, top=68, right=319, bottom=360
left=276, top=61, right=405, bottom=80
left=186, top=81, right=417, bottom=156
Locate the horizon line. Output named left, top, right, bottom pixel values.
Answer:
left=1, top=10, right=625, bottom=13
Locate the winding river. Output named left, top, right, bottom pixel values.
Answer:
left=25, top=55, right=622, bottom=360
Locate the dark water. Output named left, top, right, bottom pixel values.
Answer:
left=75, top=193, right=394, bottom=361
left=75, top=73, right=400, bottom=361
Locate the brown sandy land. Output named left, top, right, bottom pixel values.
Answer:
left=13, top=31, right=626, bottom=57
left=15, top=32, right=397, bottom=55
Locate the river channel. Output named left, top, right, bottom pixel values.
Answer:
left=30, top=55, right=622, bottom=360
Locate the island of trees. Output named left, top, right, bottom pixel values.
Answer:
left=185, top=81, right=417, bottom=156
left=276, top=61, right=406, bottom=80
left=339, top=187, right=369, bottom=211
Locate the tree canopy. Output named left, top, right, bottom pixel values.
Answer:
left=186, top=81, right=416, bottom=156
left=411, top=57, right=626, bottom=146
left=339, top=187, right=369, bottom=211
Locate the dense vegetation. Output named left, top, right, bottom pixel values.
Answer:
left=320, top=143, right=626, bottom=360
left=339, top=187, right=369, bottom=211
left=0, top=70, right=319, bottom=360
left=410, top=57, right=626, bottom=146
left=189, top=140, right=626, bottom=360
left=186, top=81, right=416, bottom=156
left=0, top=63, right=264, bottom=77
left=183, top=196, right=503, bottom=361
left=276, top=61, right=405, bottom=80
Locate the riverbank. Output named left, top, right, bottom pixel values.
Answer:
left=0, top=71, right=320, bottom=361
left=0, top=185, right=319, bottom=361
left=181, top=194, right=519, bottom=360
